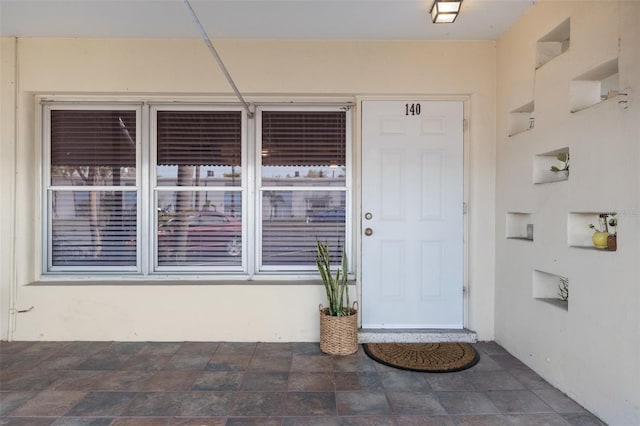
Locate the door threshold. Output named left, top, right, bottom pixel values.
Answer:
left=358, top=328, right=477, bottom=343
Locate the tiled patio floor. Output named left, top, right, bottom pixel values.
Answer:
left=0, top=341, right=605, bottom=425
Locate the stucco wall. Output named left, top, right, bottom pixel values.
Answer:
left=0, top=38, right=17, bottom=340
left=0, top=38, right=497, bottom=342
left=495, top=1, right=640, bottom=424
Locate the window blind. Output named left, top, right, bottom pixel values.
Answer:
left=261, top=111, right=346, bottom=167
left=156, top=191, right=242, bottom=267
left=49, top=109, right=139, bottom=270
left=51, top=110, right=136, bottom=168
left=261, top=190, right=345, bottom=267
left=259, top=109, right=348, bottom=269
left=44, top=103, right=351, bottom=276
left=157, top=111, right=241, bottom=167
left=155, top=110, right=244, bottom=269
left=51, top=191, right=137, bottom=267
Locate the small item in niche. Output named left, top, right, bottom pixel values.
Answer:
left=589, top=213, right=611, bottom=249
left=550, top=152, right=569, bottom=173
left=558, top=277, right=569, bottom=302
left=591, top=230, right=609, bottom=249
left=550, top=152, right=569, bottom=181
left=526, top=224, right=534, bottom=240
left=606, top=90, right=620, bottom=100
left=606, top=215, right=617, bottom=251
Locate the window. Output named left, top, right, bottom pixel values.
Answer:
left=258, top=108, right=349, bottom=270
left=43, top=101, right=350, bottom=277
left=153, top=108, right=245, bottom=271
left=46, top=106, right=139, bottom=272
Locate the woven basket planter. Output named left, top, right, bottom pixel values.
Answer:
left=319, top=302, right=358, bottom=355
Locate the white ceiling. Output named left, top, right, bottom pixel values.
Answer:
left=0, top=0, right=535, bottom=41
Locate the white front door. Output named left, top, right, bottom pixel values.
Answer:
left=361, top=100, right=464, bottom=328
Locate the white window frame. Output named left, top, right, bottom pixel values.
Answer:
left=255, top=105, right=353, bottom=273
left=42, top=102, right=143, bottom=275
left=149, top=104, right=248, bottom=274
left=40, top=99, right=353, bottom=279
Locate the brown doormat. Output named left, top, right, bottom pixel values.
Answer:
left=363, top=342, right=479, bottom=373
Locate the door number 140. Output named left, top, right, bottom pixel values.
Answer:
left=405, top=103, right=421, bottom=116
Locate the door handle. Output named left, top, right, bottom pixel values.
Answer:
left=364, top=228, right=373, bottom=236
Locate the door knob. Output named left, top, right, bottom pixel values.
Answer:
left=364, top=228, right=373, bottom=236
left=364, top=212, right=373, bottom=220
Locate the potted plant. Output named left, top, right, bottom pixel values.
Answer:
left=550, top=152, right=569, bottom=180
left=316, top=241, right=358, bottom=355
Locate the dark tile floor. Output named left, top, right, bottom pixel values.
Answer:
left=0, top=341, right=605, bottom=426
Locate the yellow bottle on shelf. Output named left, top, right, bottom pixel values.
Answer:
left=592, top=231, right=609, bottom=249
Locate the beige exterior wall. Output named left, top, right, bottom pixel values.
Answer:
left=0, top=38, right=17, bottom=340
left=495, top=1, right=640, bottom=424
left=0, top=38, right=497, bottom=342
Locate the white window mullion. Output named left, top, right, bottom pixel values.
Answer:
left=245, top=110, right=255, bottom=277
left=345, top=107, right=354, bottom=275
left=252, top=109, right=263, bottom=276
left=41, top=104, right=52, bottom=274
left=140, top=102, right=150, bottom=275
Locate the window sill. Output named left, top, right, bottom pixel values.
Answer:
left=28, top=278, right=356, bottom=287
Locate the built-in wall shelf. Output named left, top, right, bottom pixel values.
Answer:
left=568, top=212, right=617, bottom=251
left=537, top=298, right=569, bottom=310
left=533, top=270, right=569, bottom=311
left=508, top=101, right=535, bottom=137
left=533, top=147, right=569, bottom=184
left=506, top=212, right=534, bottom=241
left=569, top=58, right=620, bottom=113
left=536, top=18, right=570, bottom=69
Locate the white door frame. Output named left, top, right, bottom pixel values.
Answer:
left=354, top=95, right=471, bottom=329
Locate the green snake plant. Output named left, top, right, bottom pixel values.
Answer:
left=315, top=241, right=351, bottom=316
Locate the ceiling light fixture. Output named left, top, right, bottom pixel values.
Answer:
left=430, top=0, right=463, bottom=23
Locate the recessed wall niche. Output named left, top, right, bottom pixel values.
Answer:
left=536, top=18, right=570, bottom=69
left=533, top=147, right=569, bottom=184
left=508, top=101, right=535, bottom=137
left=568, top=212, right=618, bottom=251
left=533, top=270, right=569, bottom=310
left=506, top=212, right=534, bottom=240
left=569, top=58, right=620, bottom=113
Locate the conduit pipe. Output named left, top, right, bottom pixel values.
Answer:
left=182, top=0, right=254, bottom=118
left=8, top=37, right=19, bottom=341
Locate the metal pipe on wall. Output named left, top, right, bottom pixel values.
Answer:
left=182, top=0, right=254, bottom=118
